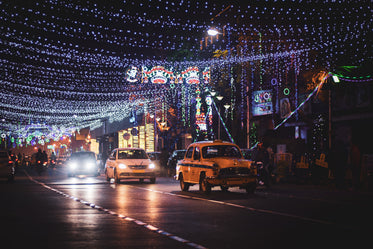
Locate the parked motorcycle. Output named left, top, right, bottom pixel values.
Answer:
left=255, top=161, right=270, bottom=186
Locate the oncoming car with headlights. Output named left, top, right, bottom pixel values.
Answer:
left=67, top=151, right=100, bottom=177
left=105, top=148, right=156, bottom=184
left=176, top=140, right=257, bottom=194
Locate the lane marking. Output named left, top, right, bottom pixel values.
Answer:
left=24, top=171, right=207, bottom=249
left=132, top=186, right=349, bottom=227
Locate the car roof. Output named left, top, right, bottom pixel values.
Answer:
left=72, top=151, right=95, bottom=154
left=116, top=148, right=145, bottom=151
left=189, top=140, right=237, bottom=147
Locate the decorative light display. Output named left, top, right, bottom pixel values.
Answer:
left=274, top=71, right=330, bottom=130
left=0, top=0, right=371, bottom=145
left=251, top=90, right=273, bottom=116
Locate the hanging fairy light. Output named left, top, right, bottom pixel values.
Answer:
left=0, top=0, right=370, bottom=139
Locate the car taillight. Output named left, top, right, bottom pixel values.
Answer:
left=8, top=160, right=13, bottom=164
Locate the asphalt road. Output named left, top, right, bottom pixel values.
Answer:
left=1, top=166, right=373, bottom=249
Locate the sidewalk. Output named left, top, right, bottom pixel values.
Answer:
left=266, top=174, right=373, bottom=197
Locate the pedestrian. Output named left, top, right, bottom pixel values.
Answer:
left=160, top=148, right=169, bottom=176
left=50, top=152, right=56, bottom=161
left=18, top=152, right=22, bottom=165
left=35, top=149, right=44, bottom=175
left=254, top=142, right=270, bottom=186
left=42, top=151, right=48, bottom=165
left=266, top=144, right=275, bottom=182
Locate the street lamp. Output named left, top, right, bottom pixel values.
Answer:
left=216, top=95, right=223, bottom=140
left=207, top=28, right=219, bottom=36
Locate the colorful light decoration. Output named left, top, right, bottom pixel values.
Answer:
left=0, top=1, right=370, bottom=141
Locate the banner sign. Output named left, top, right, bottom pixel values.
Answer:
left=124, top=66, right=210, bottom=85
left=252, top=90, right=273, bottom=116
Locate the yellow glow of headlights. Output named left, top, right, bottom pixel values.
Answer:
left=149, top=163, right=155, bottom=169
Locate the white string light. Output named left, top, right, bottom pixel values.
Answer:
left=0, top=0, right=370, bottom=139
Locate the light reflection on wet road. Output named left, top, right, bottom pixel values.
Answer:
left=1, top=166, right=373, bottom=249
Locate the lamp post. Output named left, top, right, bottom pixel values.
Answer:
left=210, top=90, right=224, bottom=140
left=216, top=95, right=223, bottom=140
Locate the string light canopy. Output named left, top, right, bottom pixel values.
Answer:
left=0, top=0, right=371, bottom=138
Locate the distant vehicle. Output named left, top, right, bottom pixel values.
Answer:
left=66, top=151, right=100, bottom=177
left=105, top=148, right=156, bottom=184
left=23, top=154, right=31, bottom=167
left=176, top=140, right=257, bottom=194
left=147, top=151, right=162, bottom=175
left=167, top=149, right=186, bottom=176
left=0, top=150, right=15, bottom=182
left=30, top=153, right=37, bottom=167
left=56, top=154, right=69, bottom=167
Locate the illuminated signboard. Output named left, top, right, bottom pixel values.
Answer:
left=195, top=114, right=207, bottom=131
left=252, top=90, right=273, bottom=116
left=125, top=66, right=141, bottom=83
left=135, top=66, right=210, bottom=84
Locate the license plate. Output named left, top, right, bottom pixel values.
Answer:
left=133, top=170, right=145, bottom=173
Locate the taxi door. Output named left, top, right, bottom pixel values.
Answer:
left=189, top=146, right=201, bottom=183
left=105, top=150, right=117, bottom=178
left=181, top=146, right=193, bottom=182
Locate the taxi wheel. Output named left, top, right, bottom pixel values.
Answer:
left=179, top=173, right=189, bottom=191
left=220, top=186, right=229, bottom=192
left=150, top=178, right=156, bottom=184
left=114, top=170, right=120, bottom=183
left=245, top=183, right=256, bottom=194
left=199, top=173, right=211, bottom=194
left=105, top=170, right=110, bottom=182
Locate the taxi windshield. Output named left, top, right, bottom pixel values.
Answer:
left=202, top=145, right=242, bottom=159
left=118, top=150, right=147, bottom=159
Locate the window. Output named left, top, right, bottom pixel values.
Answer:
left=118, top=152, right=127, bottom=159
left=193, top=147, right=200, bottom=160
left=125, top=149, right=148, bottom=159
left=202, top=145, right=242, bottom=158
left=110, top=150, right=117, bottom=160
left=185, top=147, right=194, bottom=159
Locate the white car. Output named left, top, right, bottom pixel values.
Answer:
left=105, top=148, right=156, bottom=183
left=66, top=151, right=100, bottom=177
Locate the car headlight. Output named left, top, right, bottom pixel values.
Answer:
left=118, top=163, right=127, bottom=169
left=69, top=162, right=78, bottom=170
left=149, top=163, right=155, bottom=169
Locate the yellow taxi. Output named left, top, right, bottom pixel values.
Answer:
left=175, top=140, right=257, bottom=194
